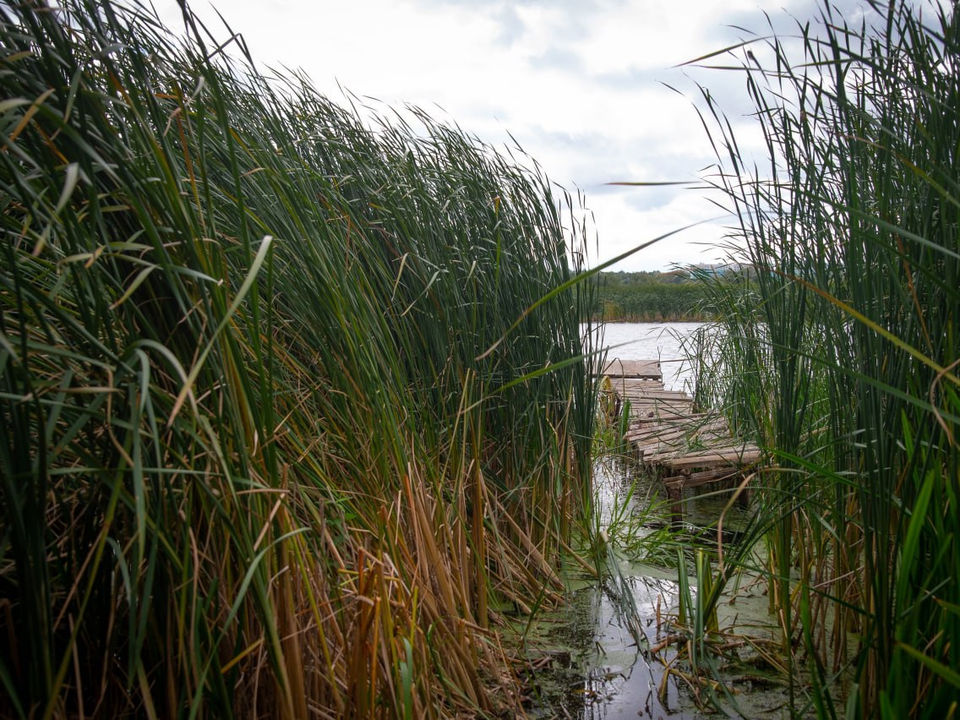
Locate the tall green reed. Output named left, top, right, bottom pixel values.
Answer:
left=689, top=1, right=960, bottom=716
left=0, top=1, right=600, bottom=715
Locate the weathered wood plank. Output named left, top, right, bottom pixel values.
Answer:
left=663, top=468, right=739, bottom=490
left=657, top=445, right=762, bottom=471
left=598, top=358, right=663, bottom=380
left=602, top=358, right=761, bottom=522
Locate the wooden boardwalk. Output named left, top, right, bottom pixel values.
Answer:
left=602, top=358, right=760, bottom=521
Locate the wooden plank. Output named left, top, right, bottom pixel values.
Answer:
left=663, top=467, right=739, bottom=490
left=625, top=397, right=693, bottom=408
left=598, top=358, right=662, bottom=380
left=614, top=378, right=685, bottom=394
left=617, top=387, right=690, bottom=400
left=619, top=388, right=689, bottom=400
left=631, top=410, right=696, bottom=423
left=658, top=445, right=762, bottom=471
left=637, top=436, right=729, bottom=459
left=625, top=402, right=694, bottom=414
left=625, top=401, right=695, bottom=415
left=629, top=413, right=718, bottom=428
left=629, top=421, right=729, bottom=447
left=627, top=418, right=725, bottom=439
left=609, top=379, right=663, bottom=391
left=624, top=391, right=694, bottom=407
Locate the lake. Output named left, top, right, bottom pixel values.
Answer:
left=585, top=321, right=708, bottom=392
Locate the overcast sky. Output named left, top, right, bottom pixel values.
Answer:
left=153, top=0, right=885, bottom=271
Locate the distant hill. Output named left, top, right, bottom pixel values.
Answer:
left=591, top=270, right=713, bottom=321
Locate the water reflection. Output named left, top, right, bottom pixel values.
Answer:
left=530, top=452, right=767, bottom=718
left=574, top=572, right=696, bottom=719
left=525, top=321, right=775, bottom=717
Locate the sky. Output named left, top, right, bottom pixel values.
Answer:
left=152, top=0, right=885, bottom=271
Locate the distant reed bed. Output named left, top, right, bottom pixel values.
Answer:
left=689, top=1, right=960, bottom=716
left=0, top=1, right=600, bottom=716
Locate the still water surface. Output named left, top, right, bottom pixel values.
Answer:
left=530, top=322, right=782, bottom=718
left=586, top=321, right=707, bottom=392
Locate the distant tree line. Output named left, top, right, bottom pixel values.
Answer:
left=590, top=270, right=715, bottom=321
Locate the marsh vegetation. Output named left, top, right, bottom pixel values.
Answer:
left=0, top=1, right=599, bottom=716
left=1, top=0, right=958, bottom=718
left=591, top=271, right=719, bottom=322
left=681, top=1, right=960, bottom=716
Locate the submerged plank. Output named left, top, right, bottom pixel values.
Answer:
left=663, top=467, right=740, bottom=490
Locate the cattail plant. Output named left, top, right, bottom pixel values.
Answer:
left=0, top=1, right=601, bottom=716
left=690, top=1, right=960, bottom=716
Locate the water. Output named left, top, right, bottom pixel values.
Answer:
left=526, top=322, right=785, bottom=718
left=585, top=321, right=707, bottom=392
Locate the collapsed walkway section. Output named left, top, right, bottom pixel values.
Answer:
left=600, top=359, right=760, bottom=521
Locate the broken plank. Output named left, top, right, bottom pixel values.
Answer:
left=658, top=445, right=762, bottom=471
left=663, top=467, right=740, bottom=490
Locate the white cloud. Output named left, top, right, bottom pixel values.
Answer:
left=584, top=188, right=735, bottom=269
left=151, top=0, right=834, bottom=270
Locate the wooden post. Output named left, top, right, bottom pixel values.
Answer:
left=666, top=484, right=683, bottom=526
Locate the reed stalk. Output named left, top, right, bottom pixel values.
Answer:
left=688, top=1, right=960, bottom=715
left=0, top=1, right=601, bottom=715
